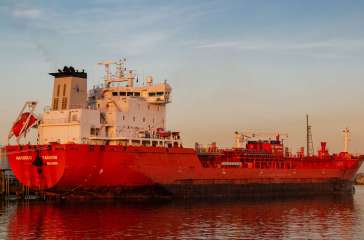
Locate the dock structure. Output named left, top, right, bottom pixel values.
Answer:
left=0, top=146, right=31, bottom=199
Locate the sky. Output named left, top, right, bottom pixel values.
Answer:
left=1, top=0, right=364, bottom=154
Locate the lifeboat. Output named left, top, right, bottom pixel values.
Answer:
left=11, top=112, right=38, bottom=137
left=8, top=101, right=38, bottom=142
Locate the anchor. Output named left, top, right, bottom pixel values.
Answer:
left=32, top=150, right=44, bottom=174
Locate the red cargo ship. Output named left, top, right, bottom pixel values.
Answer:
left=5, top=60, right=364, bottom=199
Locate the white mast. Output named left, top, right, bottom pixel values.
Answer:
left=343, top=128, right=350, bottom=153
left=98, top=59, right=135, bottom=87
left=98, top=60, right=115, bottom=86
left=234, top=131, right=243, bottom=148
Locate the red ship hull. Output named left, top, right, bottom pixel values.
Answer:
left=6, top=144, right=364, bottom=199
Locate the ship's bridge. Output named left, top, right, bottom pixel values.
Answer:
left=102, top=81, right=172, bottom=105
left=145, top=82, right=171, bottom=104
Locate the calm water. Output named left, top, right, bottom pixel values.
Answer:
left=2, top=188, right=364, bottom=239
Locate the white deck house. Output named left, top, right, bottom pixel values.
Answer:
left=38, top=60, right=181, bottom=147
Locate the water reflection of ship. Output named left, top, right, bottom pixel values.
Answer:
left=7, top=196, right=357, bottom=239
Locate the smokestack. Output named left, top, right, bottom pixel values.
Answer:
left=49, top=66, right=87, bottom=110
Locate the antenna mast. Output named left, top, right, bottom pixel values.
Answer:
left=98, top=58, right=135, bottom=87
left=306, top=114, right=314, bottom=157
left=97, top=60, right=115, bottom=87
left=343, top=128, right=350, bottom=153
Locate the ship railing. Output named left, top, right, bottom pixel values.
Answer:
left=92, top=137, right=182, bottom=142
left=196, top=146, right=225, bottom=154
left=68, top=104, right=85, bottom=109
left=90, top=83, right=106, bottom=91
left=146, top=96, right=170, bottom=104
left=88, top=136, right=182, bottom=148
left=138, top=131, right=180, bottom=141
left=196, top=146, right=249, bottom=153
left=42, top=117, right=80, bottom=124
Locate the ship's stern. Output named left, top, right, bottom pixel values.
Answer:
left=6, top=145, right=65, bottom=190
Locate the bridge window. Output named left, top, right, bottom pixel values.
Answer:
left=156, top=92, right=164, bottom=96
left=63, top=84, right=67, bottom=96
left=57, top=85, right=61, bottom=97
left=90, top=127, right=100, bottom=136
left=53, top=98, right=59, bottom=110
left=112, top=92, right=118, bottom=96
left=61, top=97, right=67, bottom=110
left=134, top=92, right=140, bottom=96
left=71, top=114, right=78, bottom=121
left=120, top=92, right=126, bottom=96
left=127, top=92, right=133, bottom=96
left=149, top=92, right=156, bottom=97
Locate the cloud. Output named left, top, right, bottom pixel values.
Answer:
left=100, top=31, right=170, bottom=56
left=12, top=7, right=42, bottom=19
left=194, top=39, right=364, bottom=51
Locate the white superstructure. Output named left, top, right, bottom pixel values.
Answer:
left=38, top=59, right=181, bottom=147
